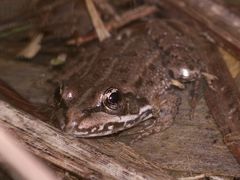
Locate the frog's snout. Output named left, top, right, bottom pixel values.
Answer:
left=63, top=107, right=86, bottom=133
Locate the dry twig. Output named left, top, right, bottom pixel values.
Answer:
left=17, top=33, right=43, bottom=59
left=94, top=0, right=120, bottom=20
left=85, top=0, right=110, bottom=41
left=67, top=5, right=158, bottom=45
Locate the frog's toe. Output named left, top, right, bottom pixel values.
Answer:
left=170, top=79, right=185, bottom=89
left=202, top=72, right=218, bottom=81
left=202, top=72, right=218, bottom=90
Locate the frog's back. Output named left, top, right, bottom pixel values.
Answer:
left=60, top=22, right=172, bottom=108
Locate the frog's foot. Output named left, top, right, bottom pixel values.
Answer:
left=201, top=72, right=218, bottom=91
left=170, top=79, right=185, bottom=89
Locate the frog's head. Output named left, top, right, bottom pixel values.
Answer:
left=54, top=85, right=153, bottom=137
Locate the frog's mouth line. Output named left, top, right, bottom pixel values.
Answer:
left=71, top=105, right=153, bottom=137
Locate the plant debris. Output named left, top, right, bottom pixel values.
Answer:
left=17, top=33, right=43, bottom=59
left=85, top=0, right=110, bottom=41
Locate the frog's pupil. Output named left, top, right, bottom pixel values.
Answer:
left=108, top=91, right=121, bottom=104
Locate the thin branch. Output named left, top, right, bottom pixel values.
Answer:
left=85, top=0, right=110, bottom=41
left=94, top=0, right=120, bottom=21
left=67, top=5, right=158, bottom=45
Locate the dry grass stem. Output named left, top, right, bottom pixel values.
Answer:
left=17, top=33, right=43, bottom=59
left=94, top=0, right=120, bottom=21
left=68, top=5, right=157, bottom=45
left=85, top=0, right=110, bottom=41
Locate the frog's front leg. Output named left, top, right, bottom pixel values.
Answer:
left=166, top=56, right=217, bottom=120
left=121, top=94, right=180, bottom=144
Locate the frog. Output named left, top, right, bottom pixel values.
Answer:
left=53, top=19, right=216, bottom=141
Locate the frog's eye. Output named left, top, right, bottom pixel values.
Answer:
left=102, top=88, right=122, bottom=111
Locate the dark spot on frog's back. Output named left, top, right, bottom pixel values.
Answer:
left=101, top=58, right=108, bottom=62
left=148, top=63, right=156, bottom=71
left=146, top=80, right=154, bottom=86
left=123, top=51, right=138, bottom=57
left=134, top=77, right=143, bottom=88
left=188, top=64, right=194, bottom=70
left=168, top=69, right=174, bottom=78
left=118, top=67, right=129, bottom=73
left=93, top=71, right=100, bottom=79
left=120, top=79, right=127, bottom=84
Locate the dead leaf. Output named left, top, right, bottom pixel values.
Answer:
left=18, top=33, right=43, bottom=59
left=219, top=47, right=240, bottom=78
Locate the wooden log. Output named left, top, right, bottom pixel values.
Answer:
left=204, top=48, right=240, bottom=164
left=0, top=127, right=57, bottom=180
left=0, top=100, right=173, bottom=180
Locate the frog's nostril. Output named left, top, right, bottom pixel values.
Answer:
left=64, top=117, right=79, bottom=133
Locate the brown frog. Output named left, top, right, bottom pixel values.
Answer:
left=53, top=19, right=216, bottom=140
